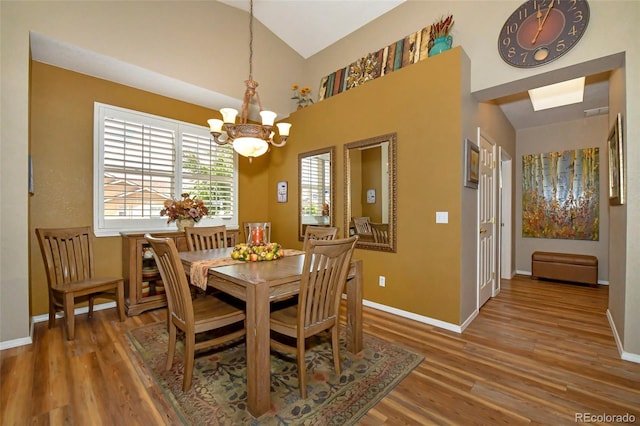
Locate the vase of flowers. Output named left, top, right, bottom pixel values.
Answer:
left=291, top=83, right=314, bottom=109
left=160, top=193, right=209, bottom=231
left=428, top=14, right=454, bottom=57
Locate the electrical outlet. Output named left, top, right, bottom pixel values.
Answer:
left=379, top=276, right=386, bottom=287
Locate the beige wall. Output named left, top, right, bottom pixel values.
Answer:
left=303, top=0, right=638, bottom=354
left=269, top=49, right=465, bottom=324
left=607, top=67, right=628, bottom=345
left=2, top=0, right=638, bottom=356
left=28, top=62, right=269, bottom=316
left=515, top=116, right=610, bottom=282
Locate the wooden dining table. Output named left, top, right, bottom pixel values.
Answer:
left=179, top=247, right=363, bottom=418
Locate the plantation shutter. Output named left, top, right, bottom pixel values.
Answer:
left=300, top=154, right=330, bottom=216
left=103, top=117, right=175, bottom=218
left=181, top=132, right=235, bottom=217
left=95, top=102, right=239, bottom=236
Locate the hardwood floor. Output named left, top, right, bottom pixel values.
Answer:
left=2, top=276, right=639, bottom=425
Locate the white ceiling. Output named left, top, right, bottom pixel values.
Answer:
left=31, top=0, right=611, bottom=130
left=218, top=0, right=406, bottom=59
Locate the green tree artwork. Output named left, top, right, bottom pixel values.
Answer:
left=522, top=148, right=599, bottom=240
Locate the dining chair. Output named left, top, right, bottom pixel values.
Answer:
left=269, top=235, right=358, bottom=398
left=371, top=222, right=390, bottom=244
left=185, top=225, right=230, bottom=251
left=36, top=226, right=126, bottom=340
left=144, top=234, right=246, bottom=391
left=243, top=221, right=271, bottom=244
left=353, top=216, right=372, bottom=235
left=302, top=225, right=338, bottom=250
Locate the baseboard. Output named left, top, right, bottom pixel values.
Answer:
left=0, top=333, right=33, bottom=351
left=606, top=309, right=640, bottom=364
left=0, top=302, right=118, bottom=350
left=30, top=301, right=117, bottom=324
left=515, top=269, right=609, bottom=285
left=362, top=299, right=464, bottom=333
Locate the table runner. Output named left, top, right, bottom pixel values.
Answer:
left=189, top=249, right=306, bottom=290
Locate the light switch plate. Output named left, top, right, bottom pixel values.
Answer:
left=436, top=211, right=448, bottom=224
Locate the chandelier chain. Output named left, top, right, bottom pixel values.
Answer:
left=206, top=0, right=290, bottom=161
left=248, top=0, right=253, bottom=81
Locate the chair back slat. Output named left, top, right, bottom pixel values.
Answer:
left=145, top=235, right=194, bottom=331
left=353, top=217, right=371, bottom=234
left=302, top=226, right=338, bottom=251
left=185, top=226, right=229, bottom=251
left=371, top=223, right=390, bottom=244
left=36, top=227, right=95, bottom=287
left=298, top=236, right=358, bottom=332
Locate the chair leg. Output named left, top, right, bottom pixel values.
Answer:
left=116, top=283, right=126, bottom=321
left=166, top=322, right=177, bottom=371
left=183, top=334, right=195, bottom=391
left=331, top=325, right=341, bottom=375
left=88, top=296, right=95, bottom=319
left=297, top=339, right=307, bottom=399
left=64, top=293, right=75, bottom=340
left=48, top=295, right=56, bottom=329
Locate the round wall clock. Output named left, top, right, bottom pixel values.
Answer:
left=498, top=0, right=590, bottom=68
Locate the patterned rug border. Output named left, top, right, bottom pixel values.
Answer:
left=127, top=322, right=423, bottom=425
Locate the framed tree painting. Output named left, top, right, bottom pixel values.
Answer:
left=608, top=113, right=624, bottom=205
left=522, top=148, right=599, bottom=240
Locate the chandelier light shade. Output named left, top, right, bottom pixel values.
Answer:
left=208, top=0, right=291, bottom=162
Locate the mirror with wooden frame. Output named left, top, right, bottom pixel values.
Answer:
left=344, top=133, right=397, bottom=252
left=298, top=146, right=336, bottom=241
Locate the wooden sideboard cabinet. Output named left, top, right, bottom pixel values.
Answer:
left=121, top=229, right=239, bottom=316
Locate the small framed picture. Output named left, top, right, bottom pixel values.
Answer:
left=608, top=113, right=624, bottom=205
left=277, top=181, right=288, bottom=203
left=464, top=138, right=480, bottom=189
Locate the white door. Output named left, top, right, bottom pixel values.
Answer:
left=478, top=129, right=496, bottom=308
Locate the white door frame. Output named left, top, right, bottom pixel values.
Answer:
left=499, top=148, right=513, bottom=284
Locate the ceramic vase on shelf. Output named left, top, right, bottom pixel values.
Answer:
left=428, top=35, right=452, bottom=57
left=176, top=218, right=196, bottom=232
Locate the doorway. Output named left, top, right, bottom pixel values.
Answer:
left=478, top=128, right=496, bottom=309
left=499, top=148, right=513, bottom=286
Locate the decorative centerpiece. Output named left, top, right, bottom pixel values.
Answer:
left=428, top=14, right=454, bottom=57
left=160, top=193, right=209, bottom=231
left=231, top=242, right=284, bottom=262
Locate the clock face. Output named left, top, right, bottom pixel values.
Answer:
left=498, top=0, right=590, bottom=68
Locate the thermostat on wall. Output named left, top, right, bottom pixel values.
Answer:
left=277, top=181, right=288, bottom=203
left=366, top=189, right=376, bottom=204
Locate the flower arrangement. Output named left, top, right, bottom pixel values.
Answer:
left=291, top=83, right=314, bottom=108
left=160, top=193, right=209, bottom=223
left=231, top=242, right=284, bottom=262
left=430, top=14, right=454, bottom=40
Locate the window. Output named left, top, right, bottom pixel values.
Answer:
left=300, top=152, right=331, bottom=219
left=94, top=103, right=238, bottom=236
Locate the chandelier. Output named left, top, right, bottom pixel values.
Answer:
left=207, top=0, right=291, bottom=162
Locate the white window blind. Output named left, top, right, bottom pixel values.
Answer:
left=300, top=153, right=331, bottom=216
left=181, top=132, right=235, bottom=217
left=94, top=103, right=238, bottom=236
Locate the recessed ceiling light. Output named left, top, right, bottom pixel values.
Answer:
left=528, top=77, right=586, bottom=111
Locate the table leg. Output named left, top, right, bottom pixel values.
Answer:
left=245, top=281, right=271, bottom=417
left=346, top=259, right=363, bottom=353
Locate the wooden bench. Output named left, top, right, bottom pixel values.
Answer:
left=531, top=251, right=598, bottom=287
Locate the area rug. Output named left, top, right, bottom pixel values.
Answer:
left=127, top=322, right=423, bottom=425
